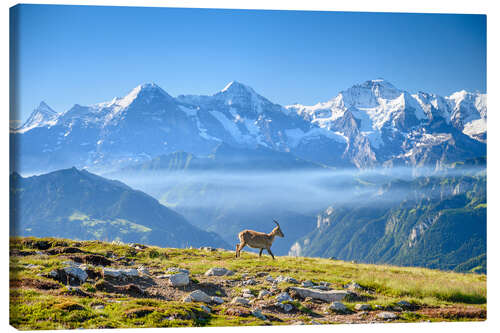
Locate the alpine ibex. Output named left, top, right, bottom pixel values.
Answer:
left=235, top=220, right=284, bottom=260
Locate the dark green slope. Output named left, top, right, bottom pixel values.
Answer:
left=10, top=168, right=230, bottom=249
left=293, top=168, right=486, bottom=273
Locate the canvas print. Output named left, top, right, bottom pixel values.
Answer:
left=9, top=4, right=486, bottom=330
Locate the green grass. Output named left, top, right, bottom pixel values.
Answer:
left=9, top=236, right=487, bottom=329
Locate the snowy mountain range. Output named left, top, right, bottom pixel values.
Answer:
left=11, top=79, right=486, bottom=173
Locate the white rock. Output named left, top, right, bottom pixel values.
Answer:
left=243, top=279, right=257, bottom=286
left=377, top=312, right=398, bottom=320
left=289, top=287, right=348, bottom=303
left=183, top=290, right=212, bottom=303
left=242, top=293, right=254, bottom=299
left=275, top=275, right=298, bottom=284
left=302, top=280, right=314, bottom=288
left=231, top=297, right=250, bottom=306
left=355, top=304, right=372, bottom=311
left=276, top=292, right=293, bottom=302
left=345, top=281, right=362, bottom=291
left=169, top=273, right=190, bottom=287
left=329, top=301, right=347, bottom=312
left=310, top=320, right=321, bottom=325
left=63, top=266, right=88, bottom=283
left=258, top=290, right=271, bottom=298
left=275, top=302, right=293, bottom=312
left=103, top=268, right=139, bottom=278
left=138, top=266, right=150, bottom=275
left=94, top=305, right=105, bottom=310
left=204, top=267, right=234, bottom=276
left=211, top=296, right=224, bottom=304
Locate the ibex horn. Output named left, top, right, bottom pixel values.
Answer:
left=273, top=219, right=280, bottom=226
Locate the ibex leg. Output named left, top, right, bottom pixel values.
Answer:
left=266, top=248, right=275, bottom=260
left=259, top=248, right=263, bottom=257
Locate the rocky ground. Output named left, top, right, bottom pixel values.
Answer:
left=9, top=237, right=486, bottom=329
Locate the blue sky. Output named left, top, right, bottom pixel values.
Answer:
left=10, top=4, right=486, bottom=123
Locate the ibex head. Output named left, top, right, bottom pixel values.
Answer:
left=273, top=219, right=284, bottom=238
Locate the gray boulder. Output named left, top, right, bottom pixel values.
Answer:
left=183, top=290, right=212, bottom=303
left=231, top=297, right=250, bottom=306
left=211, top=296, right=224, bottom=304
left=329, top=301, right=347, bottom=313
left=252, top=309, right=267, bottom=320
left=169, top=273, right=190, bottom=287
left=204, top=267, right=234, bottom=276
left=377, top=312, right=398, bottom=320
left=289, top=287, right=348, bottom=302
left=258, top=290, right=271, bottom=298
left=63, top=266, right=88, bottom=283
left=354, top=304, right=372, bottom=311
left=276, top=292, right=293, bottom=302
left=103, top=268, right=139, bottom=278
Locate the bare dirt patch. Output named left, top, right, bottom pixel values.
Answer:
left=10, top=278, right=62, bottom=290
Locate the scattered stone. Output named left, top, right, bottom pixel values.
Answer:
left=302, top=280, right=314, bottom=288
left=138, top=266, right=150, bottom=275
left=329, top=301, right=347, bottom=313
left=241, top=273, right=249, bottom=279
left=275, top=302, right=294, bottom=312
left=310, top=320, right=321, bottom=325
left=293, top=321, right=305, bottom=325
left=265, top=276, right=275, bottom=283
left=392, top=306, right=403, bottom=312
left=397, top=300, right=411, bottom=308
left=256, top=272, right=268, bottom=277
left=200, top=305, right=212, bottom=313
left=345, top=281, right=363, bottom=291
left=25, top=264, right=40, bottom=269
left=276, top=292, right=293, bottom=302
left=211, top=296, right=224, bottom=304
left=169, top=273, right=190, bottom=287
left=320, top=281, right=331, bottom=287
left=354, top=304, right=372, bottom=311
left=204, top=267, right=234, bottom=276
left=377, top=312, right=398, bottom=320
left=242, top=293, right=254, bottom=299
left=103, top=268, right=139, bottom=279
left=242, top=279, right=257, bottom=286
left=166, top=267, right=190, bottom=275
left=184, top=290, right=212, bottom=303
left=275, top=276, right=299, bottom=284
left=129, top=243, right=148, bottom=250
left=258, top=290, right=271, bottom=298
left=374, top=305, right=383, bottom=310
left=94, top=305, right=105, bottom=310
left=252, top=309, right=267, bottom=320
left=231, top=297, right=250, bottom=306
left=60, top=266, right=88, bottom=284
left=289, top=287, right=348, bottom=302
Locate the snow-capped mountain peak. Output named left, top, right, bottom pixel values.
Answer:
left=111, top=82, right=173, bottom=109
left=16, top=101, right=58, bottom=133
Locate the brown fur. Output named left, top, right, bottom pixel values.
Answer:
left=235, top=220, right=284, bottom=260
